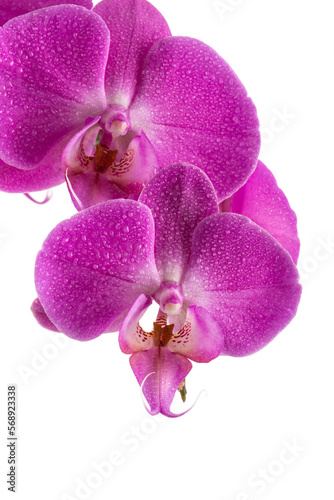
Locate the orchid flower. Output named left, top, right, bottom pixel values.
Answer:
left=33, top=164, right=301, bottom=417
left=0, top=0, right=260, bottom=209
left=0, top=0, right=92, bottom=26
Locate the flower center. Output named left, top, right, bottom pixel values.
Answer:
left=152, top=319, right=175, bottom=347
left=109, top=119, right=128, bottom=137
left=63, top=105, right=137, bottom=179
left=164, top=302, right=182, bottom=315
left=154, top=282, right=184, bottom=316
left=136, top=311, right=175, bottom=347
left=99, top=104, right=131, bottom=142
left=90, top=104, right=135, bottom=175
left=94, top=145, right=118, bottom=172
left=62, top=104, right=158, bottom=206
left=136, top=310, right=191, bottom=349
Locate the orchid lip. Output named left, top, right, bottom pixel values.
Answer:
left=140, top=370, right=207, bottom=418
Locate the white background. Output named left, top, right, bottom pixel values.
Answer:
left=1, top=0, right=333, bottom=499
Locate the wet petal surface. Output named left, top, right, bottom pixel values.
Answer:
left=139, top=164, right=218, bottom=282
left=0, top=5, right=109, bottom=169
left=130, top=36, right=260, bottom=201
left=93, top=0, right=171, bottom=107
left=230, top=160, right=300, bottom=264
left=0, top=0, right=92, bottom=26
left=35, top=200, right=160, bottom=340
left=182, top=213, right=301, bottom=356
left=0, top=129, right=78, bottom=192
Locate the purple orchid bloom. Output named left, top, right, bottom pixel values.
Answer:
left=0, top=0, right=260, bottom=209
left=33, top=164, right=301, bottom=417
left=0, top=0, right=93, bottom=26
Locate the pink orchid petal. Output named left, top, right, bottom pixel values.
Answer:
left=105, top=308, right=133, bottom=334
left=119, top=294, right=155, bottom=354
left=0, top=5, right=109, bottom=169
left=139, top=164, right=218, bottom=282
left=93, top=0, right=171, bottom=107
left=35, top=200, right=160, bottom=340
left=31, top=298, right=59, bottom=332
left=168, top=305, right=223, bottom=363
left=182, top=213, right=302, bottom=357
left=130, top=346, right=192, bottom=417
left=0, top=129, right=78, bottom=193
left=0, top=158, right=64, bottom=192
left=31, top=297, right=129, bottom=334
left=0, top=0, right=92, bottom=26
left=230, top=160, right=300, bottom=264
left=130, top=36, right=260, bottom=202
